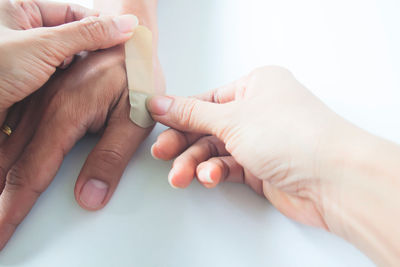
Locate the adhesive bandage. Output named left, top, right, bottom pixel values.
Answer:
left=125, top=25, right=155, bottom=128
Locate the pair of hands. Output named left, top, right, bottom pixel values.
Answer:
left=0, top=0, right=164, bottom=249
left=1, top=1, right=398, bottom=265
left=0, top=0, right=340, bottom=254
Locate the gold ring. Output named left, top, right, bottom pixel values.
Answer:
left=1, top=125, right=12, bottom=136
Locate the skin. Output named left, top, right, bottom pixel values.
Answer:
left=1, top=1, right=397, bottom=265
left=0, top=0, right=139, bottom=126
left=0, top=0, right=163, bottom=250
left=148, top=66, right=400, bottom=266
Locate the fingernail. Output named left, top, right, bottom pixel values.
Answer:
left=147, top=96, right=173, bottom=115
left=198, top=168, right=213, bottom=184
left=80, top=179, right=109, bottom=209
left=113, top=14, right=138, bottom=33
left=168, top=169, right=179, bottom=189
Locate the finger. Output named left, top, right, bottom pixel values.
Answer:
left=33, top=1, right=99, bottom=26
left=151, top=128, right=203, bottom=161
left=147, top=95, right=233, bottom=137
left=0, top=110, right=84, bottom=249
left=168, top=136, right=229, bottom=189
left=195, top=156, right=244, bottom=188
left=0, top=93, right=47, bottom=191
left=29, top=14, right=139, bottom=67
left=195, top=156, right=262, bottom=194
left=74, top=95, right=150, bottom=211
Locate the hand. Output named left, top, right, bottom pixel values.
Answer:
left=0, top=46, right=165, bottom=249
left=148, top=66, right=340, bottom=228
left=147, top=66, right=400, bottom=265
left=0, top=0, right=139, bottom=124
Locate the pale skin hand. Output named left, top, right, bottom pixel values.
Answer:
left=0, top=0, right=139, bottom=125
left=147, top=66, right=400, bottom=266
left=0, top=0, right=164, bottom=250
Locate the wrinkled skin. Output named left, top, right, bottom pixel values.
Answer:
left=150, top=66, right=350, bottom=230
left=0, top=45, right=164, bottom=249
left=0, top=0, right=165, bottom=250
left=0, top=0, right=136, bottom=123
left=150, top=66, right=400, bottom=267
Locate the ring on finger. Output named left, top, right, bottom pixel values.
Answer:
left=1, top=125, right=12, bottom=136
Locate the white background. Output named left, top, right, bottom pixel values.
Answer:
left=1, top=0, right=400, bottom=266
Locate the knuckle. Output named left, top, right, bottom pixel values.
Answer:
left=13, top=0, right=42, bottom=28
left=47, top=93, right=89, bottom=133
left=176, top=98, right=199, bottom=129
left=200, top=136, right=220, bottom=157
left=6, top=166, right=26, bottom=192
left=95, top=148, right=124, bottom=167
left=79, top=16, right=108, bottom=44
left=5, top=165, right=43, bottom=196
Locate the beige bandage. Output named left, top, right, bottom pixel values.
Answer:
left=125, top=25, right=155, bottom=128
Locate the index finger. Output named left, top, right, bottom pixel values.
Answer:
left=34, top=0, right=99, bottom=26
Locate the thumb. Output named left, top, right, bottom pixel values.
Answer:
left=32, top=14, right=138, bottom=66
left=147, top=95, right=231, bottom=136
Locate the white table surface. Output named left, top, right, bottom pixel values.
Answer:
left=1, top=0, right=400, bottom=266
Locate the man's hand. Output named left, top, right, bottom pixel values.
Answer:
left=0, top=46, right=165, bottom=249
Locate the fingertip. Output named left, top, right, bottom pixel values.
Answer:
left=167, top=169, right=180, bottom=189
left=147, top=95, right=174, bottom=116
left=150, top=143, right=161, bottom=160
left=77, top=178, right=109, bottom=211
left=150, top=141, right=171, bottom=160
left=112, top=14, right=139, bottom=34
left=167, top=165, right=193, bottom=189
left=197, top=162, right=222, bottom=188
left=153, top=131, right=184, bottom=160
left=198, top=168, right=213, bottom=184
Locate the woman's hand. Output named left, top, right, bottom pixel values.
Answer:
left=0, top=0, right=139, bottom=124
left=148, top=66, right=342, bottom=228
left=147, top=66, right=400, bottom=266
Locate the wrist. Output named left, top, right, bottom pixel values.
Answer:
left=317, top=121, right=400, bottom=265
